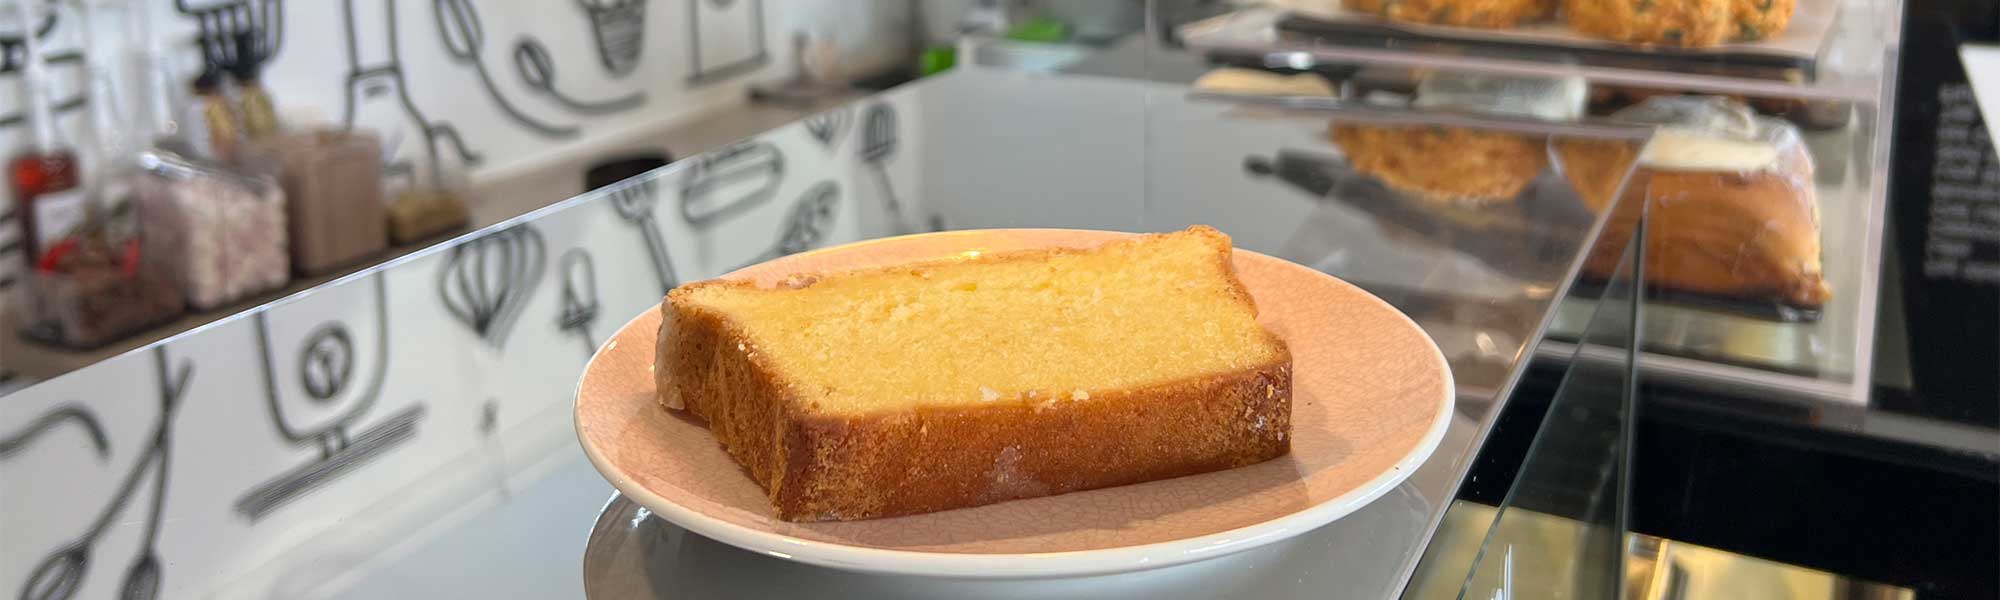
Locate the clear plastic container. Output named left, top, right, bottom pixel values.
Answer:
left=134, top=151, right=290, bottom=310
left=18, top=233, right=185, bottom=349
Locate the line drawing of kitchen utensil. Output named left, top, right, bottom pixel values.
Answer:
left=556, top=248, right=601, bottom=357
left=12, top=346, right=190, bottom=600
left=860, top=102, right=922, bottom=235
left=512, top=37, right=643, bottom=115
left=0, top=12, right=90, bottom=127
left=685, top=0, right=766, bottom=86
left=438, top=225, right=548, bottom=350
left=0, top=5, right=57, bottom=74
left=0, top=404, right=109, bottom=460
left=342, top=0, right=482, bottom=192
left=434, top=0, right=578, bottom=138
left=238, top=273, right=423, bottom=521
left=608, top=178, right=678, bottom=295
left=738, top=181, right=839, bottom=269
left=176, top=0, right=285, bottom=67
left=803, top=106, right=851, bottom=150
left=576, top=0, right=644, bottom=76
left=679, top=141, right=784, bottom=229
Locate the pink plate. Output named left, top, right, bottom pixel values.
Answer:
left=575, top=229, right=1452, bottom=578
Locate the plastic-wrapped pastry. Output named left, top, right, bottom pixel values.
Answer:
left=388, top=189, right=471, bottom=244
left=1343, top=0, right=1556, bottom=28
left=134, top=152, right=290, bottom=310
left=1329, top=124, right=1549, bottom=206
left=1556, top=96, right=1830, bottom=308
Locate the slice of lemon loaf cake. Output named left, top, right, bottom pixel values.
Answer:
left=656, top=226, right=1293, bottom=521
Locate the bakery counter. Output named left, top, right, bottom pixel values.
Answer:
left=0, top=68, right=1647, bottom=598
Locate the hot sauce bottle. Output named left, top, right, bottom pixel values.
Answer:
left=7, top=0, right=82, bottom=270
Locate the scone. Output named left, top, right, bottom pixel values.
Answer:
left=1345, top=0, right=1556, bottom=28
left=657, top=226, right=1293, bottom=521
left=1730, top=0, right=1797, bottom=41
left=1564, top=0, right=1732, bottom=47
left=1330, top=124, right=1549, bottom=205
left=1557, top=97, right=1831, bottom=308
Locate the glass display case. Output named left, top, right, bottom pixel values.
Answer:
left=1176, top=0, right=1903, bottom=406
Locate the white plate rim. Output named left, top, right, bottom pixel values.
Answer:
left=574, top=243, right=1456, bottom=579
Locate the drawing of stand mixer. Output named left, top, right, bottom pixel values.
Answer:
left=237, top=275, right=424, bottom=521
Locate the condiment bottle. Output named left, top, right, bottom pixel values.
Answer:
left=7, top=0, right=82, bottom=270
left=188, top=69, right=242, bottom=161
left=230, top=30, right=280, bottom=139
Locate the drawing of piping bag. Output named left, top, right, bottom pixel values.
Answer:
left=738, top=181, right=838, bottom=269
left=556, top=248, right=600, bottom=357
left=17, top=347, right=189, bottom=600
left=576, top=0, right=645, bottom=76
left=237, top=274, right=423, bottom=521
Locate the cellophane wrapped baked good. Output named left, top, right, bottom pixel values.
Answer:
left=1557, top=96, right=1831, bottom=311
left=135, top=152, right=291, bottom=310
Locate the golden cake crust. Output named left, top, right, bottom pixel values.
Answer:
left=657, top=230, right=1294, bottom=521
left=1344, top=0, right=1556, bottom=28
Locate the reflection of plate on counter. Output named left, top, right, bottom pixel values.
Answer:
left=575, top=229, right=1453, bottom=578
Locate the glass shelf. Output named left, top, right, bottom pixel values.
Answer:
left=1175, top=2, right=1901, bottom=104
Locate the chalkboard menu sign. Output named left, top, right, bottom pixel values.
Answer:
left=1888, top=0, right=1999, bottom=425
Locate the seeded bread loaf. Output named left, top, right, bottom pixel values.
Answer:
left=656, top=226, right=1293, bottom=521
